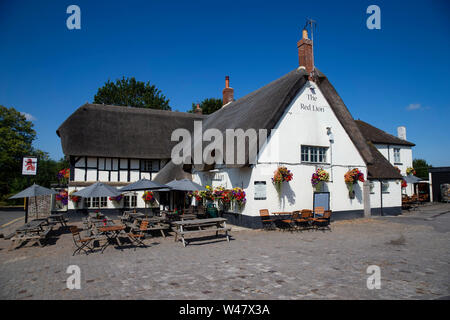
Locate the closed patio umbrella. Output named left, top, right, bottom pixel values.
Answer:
left=9, top=183, right=58, bottom=222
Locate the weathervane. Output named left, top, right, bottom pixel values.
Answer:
left=304, top=18, right=317, bottom=81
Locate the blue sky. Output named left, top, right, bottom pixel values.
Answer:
left=1, top=0, right=449, bottom=166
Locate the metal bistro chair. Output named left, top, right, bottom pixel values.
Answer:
left=311, top=210, right=332, bottom=231
left=69, top=226, right=95, bottom=256
left=127, top=220, right=149, bottom=250
left=259, top=209, right=276, bottom=230
left=294, top=210, right=313, bottom=231
left=313, top=206, right=325, bottom=218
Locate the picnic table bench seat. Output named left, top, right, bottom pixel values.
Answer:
left=8, top=225, right=53, bottom=250
left=173, top=218, right=231, bottom=247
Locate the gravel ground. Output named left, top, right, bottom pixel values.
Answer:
left=0, top=203, right=449, bottom=300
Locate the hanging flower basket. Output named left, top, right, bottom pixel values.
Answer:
left=69, top=190, right=81, bottom=207
left=401, top=180, right=407, bottom=188
left=311, top=168, right=329, bottom=192
left=142, top=191, right=156, bottom=204
left=406, top=167, right=416, bottom=176
left=272, top=166, right=293, bottom=195
left=109, top=194, right=123, bottom=202
left=344, top=168, right=365, bottom=199
left=55, top=189, right=68, bottom=206
left=57, top=168, right=70, bottom=186
left=213, top=186, right=232, bottom=211
left=231, top=187, right=246, bottom=210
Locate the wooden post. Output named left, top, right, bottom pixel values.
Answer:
left=24, top=197, right=29, bottom=223
left=363, top=180, right=371, bottom=217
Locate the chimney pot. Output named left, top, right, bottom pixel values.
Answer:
left=194, top=103, right=202, bottom=115
left=222, top=75, right=234, bottom=107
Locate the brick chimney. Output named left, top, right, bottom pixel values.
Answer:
left=297, top=28, right=314, bottom=75
left=194, top=103, right=202, bottom=115
left=222, top=76, right=234, bottom=107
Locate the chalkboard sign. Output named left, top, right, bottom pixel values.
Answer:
left=313, top=192, right=330, bottom=211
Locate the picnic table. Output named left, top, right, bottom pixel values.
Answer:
left=9, top=220, right=52, bottom=250
left=48, top=213, right=68, bottom=227
left=172, top=217, right=231, bottom=247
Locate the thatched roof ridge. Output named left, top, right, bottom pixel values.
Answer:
left=355, top=120, right=415, bottom=147
left=57, top=104, right=206, bottom=159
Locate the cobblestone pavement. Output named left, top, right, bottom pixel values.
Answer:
left=0, top=204, right=449, bottom=300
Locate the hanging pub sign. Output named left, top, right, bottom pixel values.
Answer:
left=22, top=156, right=37, bottom=175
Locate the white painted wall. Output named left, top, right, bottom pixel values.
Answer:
left=194, top=81, right=382, bottom=217
left=375, top=144, right=413, bottom=196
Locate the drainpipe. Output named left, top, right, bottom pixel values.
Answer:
left=379, top=179, right=384, bottom=216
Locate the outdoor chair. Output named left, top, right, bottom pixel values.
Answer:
left=70, top=226, right=95, bottom=255
left=295, top=209, right=313, bottom=230
left=259, top=209, right=276, bottom=230
left=311, top=210, right=332, bottom=231
left=119, top=211, right=131, bottom=223
left=127, top=220, right=149, bottom=250
left=279, top=212, right=297, bottom=232
left=313, top=206, right=325, bottom=218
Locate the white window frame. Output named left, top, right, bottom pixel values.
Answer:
left=124, top=195, right=137, bottom=208
left=393, top=148, right=401, bottom=163
left=84, top=197, right=107, bottom=208
left=301, top=146, right=328, bottom=164
left=381, top=181, right=390, bottom=193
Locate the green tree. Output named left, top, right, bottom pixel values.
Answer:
left=413, top=158, right=432, bottom=180
left=188, top=98, right=223, bottom=115
left=0, top=105, right=36, bottom=199
left=93, top=77, right=171, bottom=110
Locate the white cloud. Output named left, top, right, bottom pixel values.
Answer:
left=20, top=112, right=37, bottom=121
left=406, top=103, right=421, bottom=111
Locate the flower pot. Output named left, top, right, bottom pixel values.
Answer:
left=314, top=181, right=323, bottom=192
left=349, top=190, right=355, bottom=199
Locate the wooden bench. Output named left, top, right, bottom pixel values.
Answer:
left=8, top=226, right=52, bottom=250
left=174, top=227, right=231, bottom=247
left=146, top=223, right=170, bottom=238
left=173, top=218, right=231, bottom=247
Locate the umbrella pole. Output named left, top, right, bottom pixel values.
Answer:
left=24, top=197, right=29, bottom=223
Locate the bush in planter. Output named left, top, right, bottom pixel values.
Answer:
left=344, top=168, right=364, bottom=198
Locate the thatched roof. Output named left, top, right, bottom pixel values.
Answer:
left=355, top=120, right=415, bottom=147
left=57, top=104, right=206, bottom=159
left=155, top=67, right=392, bottom=182
left=366, top=142, right=403, bottom=179
left=58, top=69, right=405, bottom=183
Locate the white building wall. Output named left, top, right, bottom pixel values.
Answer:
left=375, top=144, right=413, bottom=196
left=194, top=81, right=374, bottom=217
